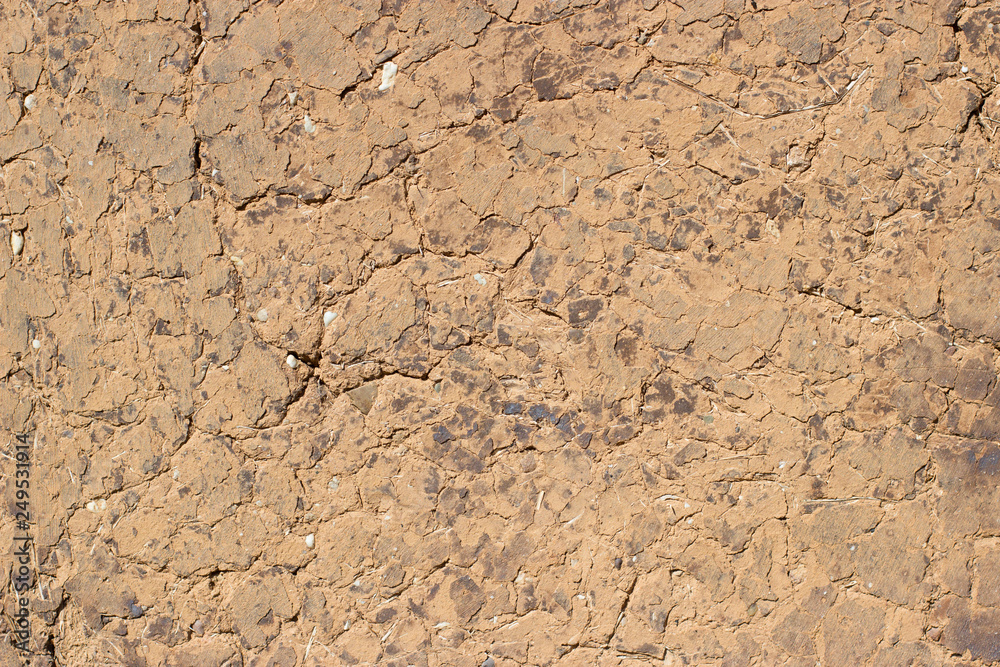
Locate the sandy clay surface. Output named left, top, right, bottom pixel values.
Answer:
left=2, top=0, right=1000, bottom=665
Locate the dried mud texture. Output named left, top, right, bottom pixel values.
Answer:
left=2, top=0, right=1000, bottom=665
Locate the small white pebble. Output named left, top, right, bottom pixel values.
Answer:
left=11, top=230, right=23, bottom=256
left=31, top=339, right=40, bottom=349
left=474, top=273, right=487, bottom=286
left=303, top=115, right=316, bottom=133
left=378, top=61, right=398, bottom=91
left=288, top=91, right=298, bottom=105
left=871, top=316, right=880, bottom=324
left=961, top=65, right=969, bottom=73
left=23, top=94, right=35, bottom=110
left=256, top=308, right=268, bottom=322
left=305, top=534, right=315, bottom=548
left=328, top=477, right=340, bottom=491
left=85, top=499, right=107, bottom=513
left=286, top=354, right=299, bottom=368
left=323, top=311, right=337, bottom=326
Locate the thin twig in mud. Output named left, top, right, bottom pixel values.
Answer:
left=817, top=73, right=839, bottom=96
left=921, top=153, right=949, bottom=173
left=505, top=302, right=535, bottom=323
left=665, top=67, right=870, bottom=120
left=304, top=626, right=317, bottom=660
left=803, top=496, right=881, bottom=503
left=717, top=124, right=748, bottom=156
left=105, top=638, right=125, bottom=659
left=890, top=309, right=928, bottom=333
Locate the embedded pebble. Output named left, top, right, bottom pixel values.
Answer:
left=192, top=619, right=205, bottom=636
left=303, top=115, right=316, bottom=133
left=31, top=339, right=40, bottom=349
left=86, top=499, right=107, bottom=513
left=256, top=308, right=268, bottom=322
left=286, top=354, right=299, bottom=368
left=23, top=94, right=35, bottom=110
left=324, top=311, right=337, bottom=326
left=288, top=91, right=298, bottom=105
left=10, top=230, right=23, bottom=256
left=378, top=61, right=398, bottom=91
left=474, top=273, right=487, bottom=286
left=305, top=534, right=315, bottom=548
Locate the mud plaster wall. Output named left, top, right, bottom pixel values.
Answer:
left=1, top=0, right=1000, bottom=665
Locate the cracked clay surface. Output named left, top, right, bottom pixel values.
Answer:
left=1, top=0, right=1000, bottom=665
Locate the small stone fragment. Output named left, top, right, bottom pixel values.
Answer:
left=324, top=311, right=336, bottom=326
left=305, top=534, right=315, bottom=548
left=31, top=339, right=40, bottom=349
left=23, top=94, right=34, bottom=110
left=303, top=115, right=316, bottom=133
left=192, top=619, right=205, bottom=636
left=288, top=91, right=298, bottom=105
left=378, top=62, right=398, bottom=91
left=85, top=499, right=107, bottom=513
left=10, top=230, right=23, bottom=256
left=256, top=308, right=268, bottom=322
left=474, top=273, right=487, bottom=286
left=481, top=658, right=495, bottom=667
left=286, top=354, right=299, bottom=368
